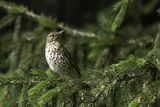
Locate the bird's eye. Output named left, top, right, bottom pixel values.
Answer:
left=50, top=34, right=54, bottom=37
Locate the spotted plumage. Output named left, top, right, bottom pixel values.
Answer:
left=45, top=31, right=81, bottom=79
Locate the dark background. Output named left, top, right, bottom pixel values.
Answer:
left=5, top=0, right=160, bottom=26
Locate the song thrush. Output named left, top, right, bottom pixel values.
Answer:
left=45, top=31, right=81, bottom=79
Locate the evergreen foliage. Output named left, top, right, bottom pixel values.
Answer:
left=0, top=0, right=160, bottom=107
left=111, top=0, right=129, bottom=32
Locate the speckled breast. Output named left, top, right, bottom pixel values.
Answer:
left=45, top=42, right=69, bottom=74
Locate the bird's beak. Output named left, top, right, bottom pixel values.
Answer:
left=54, top=30, right=64, bottom=40
left=58, top=30, right=64, bottom=35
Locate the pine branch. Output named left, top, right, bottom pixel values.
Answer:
left=0, top=1, right=96, bottom=38
left=18, top=85, right=29, bottom=107
left=111, top=0, right=129, bottom=32
left=37, top=83, right=69, bottom=105
left=28, top=80, right=49, bottom=97
left=0, top=15, right=15, bottom=29
left=153, top=24, right=160, bottom=50
left=0, top=77, right=40, bottom=86
left=58, top=23, right=96, bottom=38
left=147, top=24, right=160, bottom=68
left=90, top=55, right=159, bottom=104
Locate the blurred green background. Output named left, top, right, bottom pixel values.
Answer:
left=0, top=0, right=160, bottom=106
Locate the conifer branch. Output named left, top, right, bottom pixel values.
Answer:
left=18, top=85, right=29, bottom=107
left=0, top=77, right=40, bottom=86
left=111, top=0, right=129, bottom=32
left=0, top=15, right=15, bottom=29
left=58, top=23, right=96, bottom=38
left=0, top=1, right=96, bottom=38
left=153, top=24, right=160, bottom=50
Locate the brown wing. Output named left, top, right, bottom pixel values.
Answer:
left=60, top=44, right=81, bottom=78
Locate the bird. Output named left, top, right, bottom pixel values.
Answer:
left=45, top=30, right=81, bottom=79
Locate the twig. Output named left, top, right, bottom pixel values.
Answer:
left=58, top=23, right=96, bottom=37
left=0, top=16, right=15, bottom=29
left=0, top=78, right=40, bottom=86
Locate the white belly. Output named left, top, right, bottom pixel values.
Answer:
left=45, top=44, right=56, bottom=71
left=45, top=44, right=66, bottom=73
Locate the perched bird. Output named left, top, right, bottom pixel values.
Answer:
left=45, top=31, right=81, bottom=79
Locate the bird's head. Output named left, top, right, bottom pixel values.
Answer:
left=46, top=30, right=64, bottom=43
